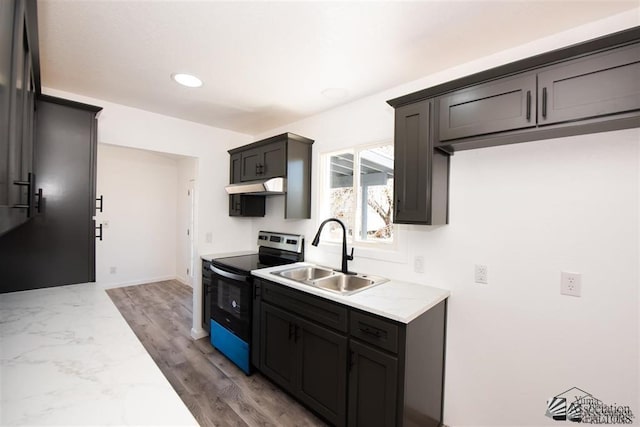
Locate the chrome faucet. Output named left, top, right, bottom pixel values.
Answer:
left=311, top=218, right=354, bottom=274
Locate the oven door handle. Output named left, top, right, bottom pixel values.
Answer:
left=210, top=265, right=248, bottom=282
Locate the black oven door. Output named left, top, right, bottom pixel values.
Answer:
left=209, top=264, right=251, bottom=343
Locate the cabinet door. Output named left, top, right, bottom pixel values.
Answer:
left=297, top=316, right=348, bottom=427
left=260, top=141, right=286, bottom=179
left=438, top=74, right=536, bottom=141
left=229, top=152, right=265, bottom=216
left=348, top=340, right=398, bottom=427
left=260, top=303, right=297, bottom=393
left=393, top=100, right=431, bottom=224
left=0, top=0, right=15, bottom=211
left=240, top=147, right=262, bottom=181
left=538, top=43, right=640, bottom=125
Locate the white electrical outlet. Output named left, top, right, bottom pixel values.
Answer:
left=474, top=264, right=488, bottom=284
left=109, top=266, right=117, bottom=274
left=205, top=232, right=213, bottom=244
left=561, top=272, right=581, bottom=297
left=414, top=256, right=425, bottom=274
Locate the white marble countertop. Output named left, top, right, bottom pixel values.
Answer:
left=252, top=262, right=450, bottom=324
left=0, top=283, right=198, bottom=426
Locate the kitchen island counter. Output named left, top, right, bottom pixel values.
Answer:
left=0, top=283, right=198, bottom=426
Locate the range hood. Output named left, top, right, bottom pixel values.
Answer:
left=225, top=177, right=286, bottom=195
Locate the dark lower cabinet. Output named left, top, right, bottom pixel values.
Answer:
left=348, top=340, right=398, bottom=427
left=260, top=302, right=348, bottom=426
left=260, top=303, right=297, bottom=392
left=254, top=278, right=447, bottom=427
left=202, top=260, right=212, bottom=333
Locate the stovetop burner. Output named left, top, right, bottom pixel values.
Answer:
left=211, top=231, right=305, bottom=275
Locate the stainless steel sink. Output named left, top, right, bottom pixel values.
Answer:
left=275, top=266, right=335, bottom=281
left=271, top=265, right=388, bottom=296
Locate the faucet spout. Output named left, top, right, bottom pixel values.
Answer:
left=311, top=218, right=354, bottom=274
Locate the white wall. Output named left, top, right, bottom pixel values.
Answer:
left=96, top=144, right=179, bottom=287
left=176, top=157, right=197, bottom=287
left=246, top=11, right=640, bottom=427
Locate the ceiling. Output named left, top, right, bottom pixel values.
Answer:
left=38, top=1, right=638, bottom=136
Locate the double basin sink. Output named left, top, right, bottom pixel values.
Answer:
left=271, top=265, right=388, bottom=296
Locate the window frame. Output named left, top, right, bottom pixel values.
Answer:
left=318, top=140, right=398, bottom=252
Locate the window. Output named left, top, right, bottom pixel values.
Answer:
left=320, top=143, right=394, bottom=246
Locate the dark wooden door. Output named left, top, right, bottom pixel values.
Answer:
left=394, top=100, right=430, bottom=224
left=0, top=98, right=100, bottom=293
left=260, top=303, right=297, bottom=393
left=260, top=141, right=286, bottom=179
left=538, top=43, right=640, bottom=125
left=438, top=73, right=536, bottom=141
left=348, top=340, right=398, bottom=427
left=296, top=316, right=348, bottom=427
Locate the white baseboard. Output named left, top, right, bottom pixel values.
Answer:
left=175, top=276, right=192, bottom=287
left=97, top=275, right=178, bottom=289
left=191, top=327, right=208, bottom=340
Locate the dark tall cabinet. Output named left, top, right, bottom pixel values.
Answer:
left=0, top=96, right=102, bottom=293
left=393, top=100, right=449, bottom=225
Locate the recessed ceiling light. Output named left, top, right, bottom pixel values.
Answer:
left=321, top=87, right=349, bottom=100
left=172, top=73, right=203, bottom=88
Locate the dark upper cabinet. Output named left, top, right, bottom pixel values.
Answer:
left=393, top=99, right=449, bottom=225
left=389, top=28, right=640, bottom=154
left=228, top=133, right=313, bottom=219
left=240, top=140, right=286, bottom=181
left=0, top=0, right=38, bottom=237
left=538, top=43, right=640, bottom=125
left=438, top=74, right=536, bottom=141
left=348, top=339, right=398, bottom=427
left=229, top=152, right=265, bottom=217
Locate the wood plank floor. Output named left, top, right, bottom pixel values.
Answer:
left=107, top=280, right=327, bottom=427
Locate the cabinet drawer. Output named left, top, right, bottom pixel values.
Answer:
left=350, top=310, right=399, bottom=354
left=261, top=280, right=348, bottom=333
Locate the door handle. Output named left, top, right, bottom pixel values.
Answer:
left=12, top=172, right=36, bottom=217
left=210, top=264, right=248, bottom=282
left=542, top=87, right=547, bottom=119
left=96, top=223, right=103, bottom=241
left=526, top=90, right=531, bottom=121
left=96, top=195, right=104, bottom=212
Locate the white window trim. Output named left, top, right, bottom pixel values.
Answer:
left=316, top=141, right=408, bottom=264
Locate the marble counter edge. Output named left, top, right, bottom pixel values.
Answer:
left=251, top=262, right=450, bottom=324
